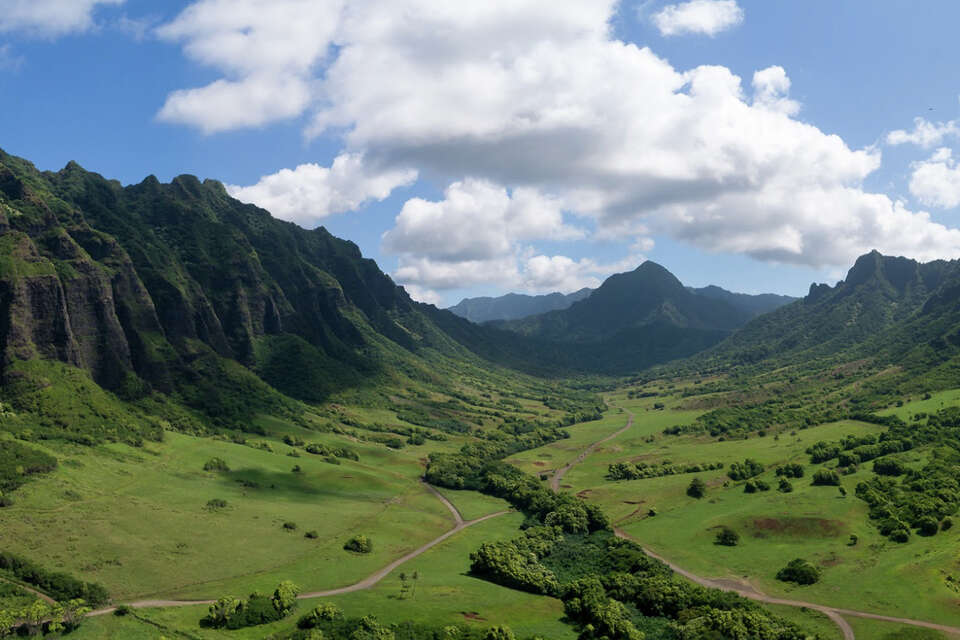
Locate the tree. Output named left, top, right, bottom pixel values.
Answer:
left=484, top=626, right=516, bottom=640
left=207, top=596, right=243, bottom=628
left=715, top=527, right=739, bottom=546
left=778, top=478, right=793, bottom=493
left=344, top=535, right=373, bottom=553
left=272, top=580, right=300, bottom=614
left=776, top=558, right=821, bottom=585
left=687, top=477, right=706, bottom=499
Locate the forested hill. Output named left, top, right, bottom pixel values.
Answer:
left=448, top=288, right=593, bottom=323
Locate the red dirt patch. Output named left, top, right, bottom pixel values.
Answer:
left=462, top=612, right=487, bottom=621
left=532, top=461, right=547, bottom=467
left=750, top=517, right=844, bottom=538
left=561, top=484, right=573, bottom=489
left=576, top=489, right=593, bottom=498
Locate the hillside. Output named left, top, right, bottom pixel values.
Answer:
left=688, top=285, right=796, bottom=318
left=448, top=289, right=593, bottom=323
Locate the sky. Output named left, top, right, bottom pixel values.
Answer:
left=1, top=0, right=960, bottom=307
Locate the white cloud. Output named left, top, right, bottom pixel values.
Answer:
left=909, top=148, right=960, bottom=209
left=887, top=117, right=959, bottom=148
left=155, top=0, right=345, bottom=132
left=226, top=154, right=417, bottom=227
left=402, top=284, right=444, bottom=306
left=752, top=66, right=800, bottom=116
left=651, top=0, right=744, bottom=37
left=0, top=0, right=123, bottom=37
left=161, top=0, right=960, bottom=283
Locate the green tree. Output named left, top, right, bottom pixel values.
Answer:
left=715, top=527, right=739, bottom=546
left=483, top=626, right=516, bottom=640
left=687, top=477, right=706, bottom=499
left=272, top=580, right=300, bottom=614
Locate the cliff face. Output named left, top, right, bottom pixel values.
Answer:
left=0, top=149, right=421, bottom=401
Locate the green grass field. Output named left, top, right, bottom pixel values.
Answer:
left=70, top=513, right=575, bottom=640
left=505, top=389, right=960, bottom=628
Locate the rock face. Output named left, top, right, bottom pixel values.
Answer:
left=0, top=149, right=421, bottom=400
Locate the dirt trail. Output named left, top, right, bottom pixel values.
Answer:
left=550, top=411, right=634, bottom=491
left=552, top=405, right=960, bottom=639
left=89, top=482, right=508, bottom=616
left=0, top=576, right=57, bottom=605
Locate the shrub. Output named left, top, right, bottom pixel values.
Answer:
left=205, top=581, right=301, bottom=629
left=727, top=459, right=764, bottom=481
left=778, top=478, right=793, bottom=493
left=344, top=535, right=372, bottom=553
left=917, top=517, right=940, bottom=537
left=686, top=477, right=706, bottom=499
left=873, top=458, right=907, bottom=476
left=890, top=527, right=911, bottom=543
left=304, top=530, right=318, bottom=539
left=744, top=481, right=757, bottom=494
left=776, top=464, right=804, bottom=479
left=297, top=603, right=344, bottom=629
left=203, top=458, right=230, bottom=472
left=942, top=518, right=954, bottom=531
left=811, top=469, right=841, bottom=486
left=205, top=498, right=228, bottom=510
left=715, top=527, right=739, bottom=546
left=776, top=558, right=821, bottom=585
left=291, top=465, right=302, bottom=473
left=282, top=521, right=298, bottom=531
left=113, top=605, right=132, bottom=617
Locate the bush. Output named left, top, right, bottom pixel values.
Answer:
left=282, top=521, right=298, bottom=531
left=776, top=464, right=804, bottom=479
left=113, top=605, right=132, bottom=617
left=0, top=551, right=110, bottom=606
left=917, top=517, right=940, bottom=537
left=776, top=558, right=821, bottom=585
left=205, top=581, right=300, bottom=629
left=778, top=478, right=793, bottom=493
left=811, top=469, right=841, bottom=486
left=205, top=498, right=228, bottom=510
left=715, top=527, right=739, bottom=546
left=304, top=530, right=318, bottom=539
left=942, top=518, right=954, bottom=531
left=686, top=477, right=706, bottom=499
left=291, top=465, right=302, bottom=473
left=203, top=457, right=230, bottom=472
left=344, top=535, right=372, bottom=553
left=727, top=459, right=764, bottom=481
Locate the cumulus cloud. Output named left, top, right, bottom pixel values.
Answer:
left=226, top=154, right=417, bottom=227
left=160, top=0, right=960, bottom=289
left=0, top=0, right=123, bottom=36
left=909, top=148, right=960, bottom=209
left=887, top=117, right=959, bottom=148
left=651, top=0, right=744, bottom=37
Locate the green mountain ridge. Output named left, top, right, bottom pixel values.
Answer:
left=448, top=288, right=594, bottom=323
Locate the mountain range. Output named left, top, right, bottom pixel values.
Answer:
left=448, top=289, right=593, bottom=323
left=3, top=146, right=960, bottom=438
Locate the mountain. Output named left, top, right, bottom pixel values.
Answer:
left=1, top=148, right=586, bottom=443
left=497, top=261, right=753, bottom=342
left=448, top=288, right=592, bottom=323
left=687, top=285, right=796, bottom=318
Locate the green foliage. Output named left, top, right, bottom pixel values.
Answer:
left=0, top=439, right=56, bottom=493
left=203, top=457, right=230, bottom=472
left=775, top=463, right=804, bottom=479
left=777, top=478, right=793, bottom=493
left=607, top=459, right=722, bottom=481
left=204, top=581, right=300, bottom=629
left=775, top=558, right=821, bottom=585
left=0, top=551, right=109, bottom=606
left=811, top=469, right=841, bottom=486
left=686, top=477, right=706, bottom=499
left=344, top=535, right=372, bottom=553
left=205, top=498, right=228, bottom=510
left=727, top=458, right=764, bottom=481
left=715, top=527, right=739, bottom=546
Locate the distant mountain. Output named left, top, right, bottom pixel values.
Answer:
left=448, top=289, right=592, bottom=323
left=700, top=250, right=960, bottom=371
left=497, top=261, right=755, bottom=343
left=688, top=285, right=796, bottom=318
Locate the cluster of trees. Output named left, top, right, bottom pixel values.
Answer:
left=203, top=457, right=230, bottom=472
left=775, top=558, right=821, bottom=585
left=0, top=552, right=109, bottom=606
left=775, top=464, right=803, bottom=479
left=727, top=459, right=765, bottom=481
left=811, top=469, right=841, bottom=486
left=743, top=479, right=771, bottom=493
left=204, top=581, right=300, bottom=629
left=606, top=460, right=723, bottom=481
left=344, top=535, right=373, bottom=553
left=807, top=433, right=912, bottom=466
left=303, top=443, right=359, bottom=461
left=0, top=598, right=90, bottom=638
left=288, top=601, right=522, bottom=640
left=0, top=440, right=57, bottom=496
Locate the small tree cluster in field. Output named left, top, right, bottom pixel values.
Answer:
left=606, top=460, right=723, bottom=481
left=304, top=443, right=359, bottom=461
left=304, top=530, right=318, bottom=539
left=686, top=477, right=706, bottom=499
left=344, top=534, right=372, bottom=553
left=744, top=479, right=770, bottom=493
left=297, top=602, right=343, bottom=629
left=811, top=469, right=841, bottom=486
left=0, top=552, right=110, bottom=606
left=775, top=464, right=804, bottom=479
left=283, top=435, right=305, bottom=447
left=0, top=598, right=90, bottom=637
left=776, top=558, right=821, bottom=585
left=872, top=458, right=907, bottom=476
left=715, top=527, right=739, bottom=546
left=204, top=581, right=300, bottom=629
left=777, top=478, right=793, bottom=493
left=727, top=459, right=765, bottom=481
left=282, top=521, right=298, bottom=531
left=203, top=457, right=230, bottom=472
left=205, top=498, right=228, bottom=511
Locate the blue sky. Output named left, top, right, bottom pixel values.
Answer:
left=2, top=0, right=959, bottom=306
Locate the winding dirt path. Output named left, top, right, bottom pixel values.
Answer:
left=88, top=482, right=508, bottom=616
left=0, top=576, right=57, bottom=605
left=550, top=411, right=634, bottom=491
left=563, top=405, right=960, bottom=640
